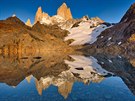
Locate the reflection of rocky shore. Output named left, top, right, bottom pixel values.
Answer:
left=91, top=53, right=135, bottom=95
left=0, top=50, right=75, bottom=86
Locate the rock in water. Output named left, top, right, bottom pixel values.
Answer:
left=57, top=3, right=73, bottom=20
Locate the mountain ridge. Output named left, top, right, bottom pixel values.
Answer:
left=1, top=2, right=135, bottom=55
left=81, top=3, right=135, bottom=55
left=34, top=3, right=73, bottom=25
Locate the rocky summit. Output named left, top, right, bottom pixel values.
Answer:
left=34, top=3, right=73, bottom=25
left=57, top=3, right=73, bottom=20
left=34, top=6, right=51, bottom=24
left=25, top=18, right=32, bottom=27
left=80, top=3, right=135, bottom=55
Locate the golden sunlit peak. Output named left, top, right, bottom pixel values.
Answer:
left=61, top=2, right=67, bottom=6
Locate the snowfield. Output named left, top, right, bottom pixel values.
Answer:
left=38, top=15, right=113, bottom=46
left=65, top=20, right=113, bottom=45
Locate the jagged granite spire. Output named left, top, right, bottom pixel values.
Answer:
left=25, top=18, right=32, bottom=27
left=57, top=3, right=73, bottom=20
left=34, top=6, right=43, bottom=24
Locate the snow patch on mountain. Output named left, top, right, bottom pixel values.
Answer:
left=12, top=14, right=16, bottom=17
left=40, top=17, right=52, bottom=25
left=65, top=20, right=113, bottom=45
left=40, top=15, right=66, bottom=25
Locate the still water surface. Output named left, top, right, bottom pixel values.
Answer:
left=0, top=54, right=135, bottom=101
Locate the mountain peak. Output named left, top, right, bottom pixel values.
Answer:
left=34, top=6, right=43, bottom=24
left=61, top=2, right=67, bottom=7
left=6, top=16, right=25, bottom=26
left=57, top=3, right=73, bottom=20
left=12, top=14, right=16, bottom=17
left=37, top=6, right=42, bottom=12
left=34, top=3, right=73, bottom=25
left=91, top=17, right=104, bottom=23
left=120, top=3, right=135, bottom=22
left=25, top=18, right=32, bottom=27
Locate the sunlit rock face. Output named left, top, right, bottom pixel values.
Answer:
left=0, top=17, right=44, bottom=57
left=34, top=7, right=55, bottom=25
left=33, top=2, right=111, bottom=46
left=34, top=3, right=72, bottom=25
left=25, top=18, right=32, bottom=27
left=0, top=16, right=75, bottom=58
left=34, top=7, right=43, bottom=24
left=32, top=22, right=69, bottom=40
left=90, top=17, right=104, bottom=23
left=57, top=3, right=73, bottom=20
left=33, top=2, right=107, bottom=36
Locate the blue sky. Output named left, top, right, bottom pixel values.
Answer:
left=0, top=0, right=134, bottom=24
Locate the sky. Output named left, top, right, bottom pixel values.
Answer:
left=0, top=0, right=135, bottom=24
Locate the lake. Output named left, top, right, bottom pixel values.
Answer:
left=0, top=53, right=135, bottom=101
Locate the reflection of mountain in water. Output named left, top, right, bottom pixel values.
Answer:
left=92, top=53, right=135, bottom=95
left=0, top=49, right=74, bottom=85
left=26, top=55, right=113, bottom=99
left=0, top=51, right=135, bottom=98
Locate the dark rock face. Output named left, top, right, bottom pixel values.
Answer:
left=82, top=3, right=135, bottom=55
left=71, top=21, right=81, bottom=28
left=95, top=20, right=135, bottom=47
left=120, top=3, right=135, bottom=22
